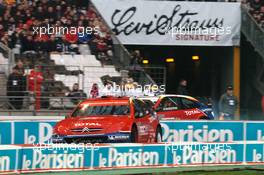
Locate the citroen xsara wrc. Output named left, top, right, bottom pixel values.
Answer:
left=52, top=96, right=162, bottom=143
left=140, top=95, right=215, bottom=120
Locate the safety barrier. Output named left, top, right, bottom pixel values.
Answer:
left=0, top=120, right=264, bottom=144
left=0, top=141, right=263, bottom=174
left=0, top=120, right=264, bottom=173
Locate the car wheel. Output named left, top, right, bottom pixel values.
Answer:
left=155, top=127, right=162, bottom=143
left=200, top=116, right=209, bottom=120
left=130, top=125, right=138, bottom=143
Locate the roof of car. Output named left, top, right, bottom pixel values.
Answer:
left=80, top=96, right=131, bottom=104
left=138, top=96, right=159, bottom=102
left=159, top=94, right=198, bottom=101
left=139, top=94, right=199, bottom=102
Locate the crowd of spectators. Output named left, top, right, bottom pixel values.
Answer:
left=0, top=0, right=113, bottom=62
left=243, top=0, right=264, bottom=29
left=0, top=0, right=119, bottom=110
left=3, top=0, right=259, bottom=111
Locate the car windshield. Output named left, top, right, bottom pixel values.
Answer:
left=71, top=104, right=130, bottom=117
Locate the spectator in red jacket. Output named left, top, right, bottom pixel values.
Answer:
left=64, top=32, right=78, bottom=44
left=28, top=67, right=43, bottom=110
left=90, top=83, right=99, bottom=98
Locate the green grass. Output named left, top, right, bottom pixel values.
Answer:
left=162, top=170, right=264, bottom=175
left=23, top=170, right=264, bottom=175
left=22, top=165, right=264, bottom=175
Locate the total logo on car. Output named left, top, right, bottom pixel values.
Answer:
left=140, top=95, right=215, bottom=120
left=52, top=96, right=162, bottom=144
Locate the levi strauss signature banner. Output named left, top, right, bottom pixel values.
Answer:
left=92, top=0, right=241, bottom=46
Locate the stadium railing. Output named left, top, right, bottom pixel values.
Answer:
left=89, top=1, right=157, bottom=86
left=0, top=63, right=167, bottom=115
left=241, top=5, right=264, bottom=60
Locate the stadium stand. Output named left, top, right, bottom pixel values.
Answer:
left=0, top=0, right=154, bottom=110
left=0, top=0, right=113, bottom=58
left=243, top=0, right=264, bottom=29
left=51, top=54, right=121, bottom=95
left=0, top=0, right=248, bottom=111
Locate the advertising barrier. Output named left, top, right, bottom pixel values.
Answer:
left=161, top=121, right=244, bottom=142
left=0, top=145, right=19, bottom=172
left=91, top=0, right=241, bottom=46
left=246, top=122, right=264, bottom=141
left=1, top=119, right=264, bottom=173
left=0, top=142, right=263, bottom=174
left=1, top=120, right=264, bottom=144
left=0, top=121, right=56, bottom=144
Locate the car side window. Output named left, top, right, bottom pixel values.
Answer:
left=157, top=97, right=181, bottom=112
left=143, top=100, right=154, bottom=115
left=181, top=98, right=200, bottom=109
left=133, top=99, right=146, bottom=118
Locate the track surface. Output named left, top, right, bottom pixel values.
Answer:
left=22, top=165, right=264, bottom=175
left=22, top=170, right=264, bottom=175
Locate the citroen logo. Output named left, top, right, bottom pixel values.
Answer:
left=82, top=127, right=90, bottom=133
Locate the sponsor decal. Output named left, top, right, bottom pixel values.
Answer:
left=0, top=148, right=19, bottom=172
left=92, top=0, right=241, bottom=46
left=14, top=122, right=56, bottom=144
left=163, top=107, right=178, bottom=111
left=74, top=123, right=102, bottom=127
left=167, top=143, right=243, bottom=164
left=82, top=127, right=91, bottom=133
left=0, top=122, right=12, bottom=144
left=0, top=156, right=10, bottom=171
left=22, top=149, right=84, bottom=170
left=246, top=143, right=264, bottom=163
left=161, top=123, right=235, bottom=142
left=246, top=122, right=264, bottom=141
left=184, top=110, right=201, bottom=116
left=97, top=147, right=159, bottom=167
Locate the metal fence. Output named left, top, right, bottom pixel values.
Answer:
left=241, top=5, right=264, bottom=96
left=0, top=64, right=167, bottom=115
left=241, top=5, right=264, bottom=60
left=142, top=66, right=166, bottom=86
left=90, top=1, right=156, bottom=87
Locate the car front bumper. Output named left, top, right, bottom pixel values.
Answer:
left=51, top=132, right=131, bottom=143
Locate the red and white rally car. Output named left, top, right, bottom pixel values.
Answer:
left=140, top=95, right=215, bottom=120
left=52, top=96, right=162, bottom=143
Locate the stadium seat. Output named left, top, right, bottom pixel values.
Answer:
left=52, top=54, right=121, bottom=95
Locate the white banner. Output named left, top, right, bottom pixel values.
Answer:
left=92, top=0, right=241, bottom=46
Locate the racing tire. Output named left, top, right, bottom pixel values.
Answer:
left=155, top=127, right=162, bottom=143
left=200, top=116, right=209, bottom=120
left=130, top=125, right=138, bottom=143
